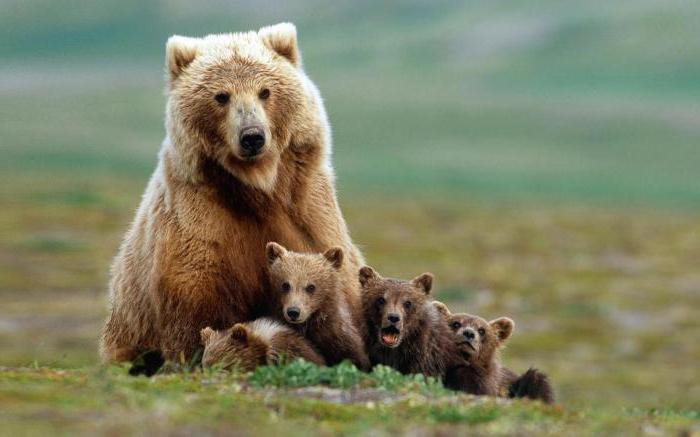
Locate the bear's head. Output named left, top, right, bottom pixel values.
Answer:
left=165, top=23, right=327, bottom=191
left=200, top=324, right=268, bottom=371
left=359, top=266, right=434, bottom=349
left=266, top=242, right=343, bottom=324
left=433, top=301, right=513, bottom=366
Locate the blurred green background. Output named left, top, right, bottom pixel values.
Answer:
left=1, top=0, right=699, bottom=415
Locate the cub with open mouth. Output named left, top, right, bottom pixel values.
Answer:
left=434, top=302, right=554, bottom=403
left=359, top=267, right=461, bottom=378
left=266, top=242, right=370, bottom=371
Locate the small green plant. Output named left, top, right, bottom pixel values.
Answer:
left=249, top=359, right=324, bottom=388
left=319, top=360, right=363, bottom=389
left=249, top=360, right=449, bottom=396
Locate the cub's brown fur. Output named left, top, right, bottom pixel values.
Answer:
left=267, top=242, right=370, bottom=370
left=434, top=302, right=554, bottom=403
left=508, top=368, right=555, bottom=404
left=100, top=23, right=364, bottom=362
left=359, top=267, right=461, bottom=378
left=200, top=317, right=325, bottom=371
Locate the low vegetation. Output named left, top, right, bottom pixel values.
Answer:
left=1, top=362, right=697, bottom=436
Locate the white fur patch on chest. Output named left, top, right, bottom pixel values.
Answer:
left=248, top=317, right=290, bottom=343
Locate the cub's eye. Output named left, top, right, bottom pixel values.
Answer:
left=281, top=282, right=291, bottom=292
left=214, top=92, right=230, bottom=105
left=478, top=328, right=486, bottom=336
left=451, top=321, right=461, bottom=330
left=377, top=297, right=386, bottom=306
left=258, top=88, right=270, bottom=100
left=306, top=284, right=316, bottom=293
left=403, top=301, right=412, bottom=309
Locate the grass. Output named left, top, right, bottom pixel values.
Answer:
left=0, top=363, right=697, bottom=436
left=248, top=360, right=446, bottom=394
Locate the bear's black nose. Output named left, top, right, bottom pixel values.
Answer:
left=286, top=307, right=300, bottom=321
left=463, top=328, right=475, bottom=340
left=240, top=128, right=265, bottom=155
left=387, top=313, right=400, bottom=324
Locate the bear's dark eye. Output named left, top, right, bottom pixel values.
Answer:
left=478, top=328, right=486, bottom=337
left=214, top=92, right=230, bottom=105
left=451, top=321, right=461, bottom=330
left=281, top=282, right=291, bottom=292
left=377, top=297, right=386, bottom=306
left=306, top=284, right=316, bottom=293
left=259, top=88, right=270, bottom=100
left=403, top=301, right=412, bottom=309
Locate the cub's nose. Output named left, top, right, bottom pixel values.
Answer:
left=463, top=328, right=476, bottom=340
left=240, top=127, right=265, bottom=155
left=387, top=313, right=400, bottom=324
left=286, top=307, right=301, bottom=321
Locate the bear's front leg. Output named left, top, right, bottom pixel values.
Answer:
left=153, top=277, right=238, bottom=363
left=344, top=333, right=371, bottom=372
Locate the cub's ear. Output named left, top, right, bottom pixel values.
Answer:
left=229, top=324, right=249, bottom=343
left=323, top=247, right=344, bottom=269
left=432, top=301, right=451, bottom=320
left=259, top=22, right=300, bottom=66
left=489, top=317, right=514, bottom=343
left=411, top=272, right=433, bottom=295
left=166, top=35, right=200, bottom=84
left=266, top=242, right=287, bottom=265
left=358, top=266, right=379, bottom=288
left=200, top=327, right=215, bottom=345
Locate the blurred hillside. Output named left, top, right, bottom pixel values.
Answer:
left=2, top=0, right=700, bottom=206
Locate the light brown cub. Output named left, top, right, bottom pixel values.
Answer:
left=200, top=317, right=325, bottom=371
left=267, top=242, right=370, bottom=371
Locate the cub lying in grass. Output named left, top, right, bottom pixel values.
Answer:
left=200, top=318, right=325, bottom=371
left=266, top=242, right=370, bottom=371
left=434, top=302, right=554, bottom=404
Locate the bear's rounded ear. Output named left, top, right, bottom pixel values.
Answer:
left=489, top=317, right=514, bottom=343
left=432, top=301, right=451, bottom=320
left=259, top=22, right=300, bottom=67
left=230, top=324, right=248, bottom=343
left=200, top=327, right=215, bottom=345
left=358, top=266, right=378, bottom=288
left=266, top=242, right=287, bottom=265
left=166, top=35, right=200, bottom=84
left=323, top=247, right=344, bottom=270
left=411, top=273, right=433, bottom=295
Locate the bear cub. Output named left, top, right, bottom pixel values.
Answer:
left=200, top=317, right=325, bottom=371
left=266, top=242, right=370, bottom=371
left=359, top=266, right=461, bottom=378
left=434, top=302, right=554, bottom=403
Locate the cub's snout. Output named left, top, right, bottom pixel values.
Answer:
left=285, top=306, right=302, bottom=322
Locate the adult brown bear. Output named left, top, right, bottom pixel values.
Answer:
left=100, top=23, right=363, bottom=362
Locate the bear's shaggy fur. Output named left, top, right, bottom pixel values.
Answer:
left=266, top=242, right=370, bottom=370
left=434, top=302, right=554, bottom=403
left=359, top=267, right=461, bottom=378
left=200, top=317, right=325, bottom=371
left=100, top=23, right=363, bottom=362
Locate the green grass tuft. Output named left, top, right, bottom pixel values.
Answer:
left=249, top=360, right=446, bottom=395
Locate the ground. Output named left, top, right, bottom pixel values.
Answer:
left=1, top=0, right=700, bottom=434
left=1, top=364, right=697, bottom=435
